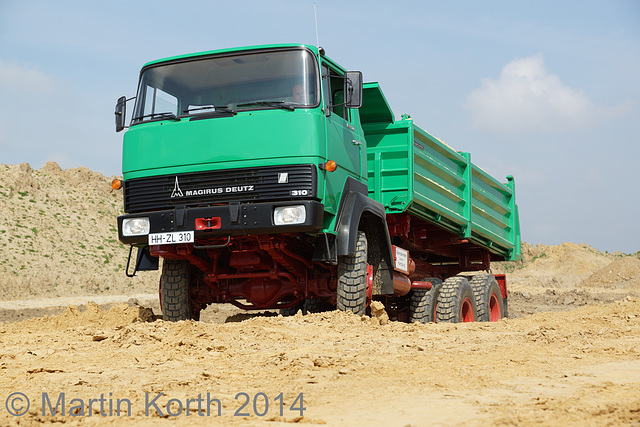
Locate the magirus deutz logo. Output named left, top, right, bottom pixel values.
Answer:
left=171, top=176, right=254, bottom=198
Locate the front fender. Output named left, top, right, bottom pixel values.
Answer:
left=335, top=188, right=394, bottom=295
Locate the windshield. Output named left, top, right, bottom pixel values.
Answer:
left=132, top=48, right=319, bottom=124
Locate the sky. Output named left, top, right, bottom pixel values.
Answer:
left=1, top=0, right=639, bottom=254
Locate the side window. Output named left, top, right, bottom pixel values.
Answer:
left=143, top=86, right=179, bottom=117
left=322, top=64, right=346, bottom=120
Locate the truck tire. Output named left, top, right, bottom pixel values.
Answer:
left=470, top=274, right=504, bottom=322
left=336, top=231, right=368, bottom=315
left=303, top=299, right=325, bottom=314
left=279, top=303, right=302, bottom=317
left=436, top=276, right=477, bottom=323
left=160, top=259, right=193, bottom=321
left=410, top=278, right=443, bottom=323
left=279, top=299, right=328, bottom=316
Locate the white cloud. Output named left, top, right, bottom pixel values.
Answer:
left=464, top=54, right=609, bottom=134
left=0, top=60, right=55, bottom=95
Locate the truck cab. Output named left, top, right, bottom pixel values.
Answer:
left=116, top=44, right=393, bottom=320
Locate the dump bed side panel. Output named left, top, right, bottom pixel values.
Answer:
left=363, top=118, right=520, bottom=261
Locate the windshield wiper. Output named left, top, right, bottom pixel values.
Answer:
left=132, top=112, right=181, bottom=122
left=236, top=101, right=295, bottom=111
left=183, top=105, right=237, bottom=115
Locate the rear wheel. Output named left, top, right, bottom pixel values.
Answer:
left=160, top=259, right=194, bottom=321
left=470, top=274, right=504, bottom=322
left=336, top=231, right=368, bottom=315
left=436, top=276, right=477, bottom=323
left=410, top=278, right=443, bottom=323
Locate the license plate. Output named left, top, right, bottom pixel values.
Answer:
left=148, top=231, right=194, bottom=245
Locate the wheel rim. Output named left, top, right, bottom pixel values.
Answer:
left=366, top=264, right=373, bottom=305
left=460, top=297, right=474, bottom=322
left=489, top=293, right=501, bottom=322
left=434, top=301, right=438, bottom=323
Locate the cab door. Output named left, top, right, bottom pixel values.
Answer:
left=322, top=64, right=363, bottom=212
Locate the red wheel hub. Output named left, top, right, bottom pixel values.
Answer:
left=489, top=293, right=501, bottom=322
left=366, top=264, right=373, bottom=305
left=460, top=297, right=474, bottom=322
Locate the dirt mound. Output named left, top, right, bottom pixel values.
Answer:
left=491, top=242, right=640, bottom=317
left=493, top=242, right=640, bottom=291
left=21, top=302, right=155, bottom=331
left=495, top=242, right=615, bottom=289
left=579, top=256, right=640, bottom=291
left=3, top=162, right=40, bottom=193
left=39, top=161, right=63, bottom=174
left=0, top=162, right=157, bottom=301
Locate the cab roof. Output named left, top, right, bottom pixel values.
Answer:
left=142, top=44, right=321, bottom=69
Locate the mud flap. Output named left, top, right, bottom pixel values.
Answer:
left=126, top=245, right=159, bottom=277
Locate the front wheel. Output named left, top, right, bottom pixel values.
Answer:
left=160, top=259, right=195, bottom=321
left=436, top=276, right=477, bottom=323
left=336, top=231, right=368, bottom=315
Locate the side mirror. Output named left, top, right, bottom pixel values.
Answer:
left=344, top=71, right=363, bottom=109
left=115, top=96, right=127, bottom=132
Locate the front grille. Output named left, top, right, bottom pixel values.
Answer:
left=124, top=164, right=317, bottom=213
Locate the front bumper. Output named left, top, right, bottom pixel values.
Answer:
left=117, top=200, right=325, bottom=245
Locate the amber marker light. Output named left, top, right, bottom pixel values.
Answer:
left=321, top=160, right=337, bottom=172
left=111, top=179, right=123, bottom=190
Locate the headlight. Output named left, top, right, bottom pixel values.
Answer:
left=122, top=217, right=150, bottom=236
left=273, top=205, right=306, bottom=225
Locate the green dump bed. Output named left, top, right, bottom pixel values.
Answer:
left=360, top=83, right=521, bottom=261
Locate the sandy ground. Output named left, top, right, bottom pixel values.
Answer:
left=0, top=299, right=639, bottom=426
left=1, top=163, right=640, bottom=425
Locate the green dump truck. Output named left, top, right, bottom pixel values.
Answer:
left=114, top=44, right=521, bottom=323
